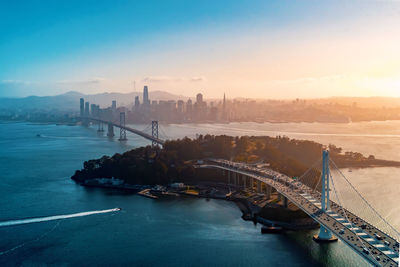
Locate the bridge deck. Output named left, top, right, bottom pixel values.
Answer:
left=83, top=117, right=165, bottom=145
left=203, top=159, right=399, bottom=267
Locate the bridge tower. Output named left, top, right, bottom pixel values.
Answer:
left=313, top=150, right=338, bottom=242
left=97, top=122, right=104, bottom=132
left=151, top=120, right=159, bottom=147
left=119, top=112, right=127, bottom=141
left=107, top=123, right=114, bottom=138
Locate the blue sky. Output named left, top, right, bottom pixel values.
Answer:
left=1, top=0, right=400, bottom=98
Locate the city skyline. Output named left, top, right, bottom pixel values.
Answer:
left=1, top=1, right=400, bottom=98
left=71, top=85, right=400, bottom=125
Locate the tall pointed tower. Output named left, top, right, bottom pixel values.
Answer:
left=143, top=86, right=150, bottom=106
left=222, top=93, right=227, bottom=120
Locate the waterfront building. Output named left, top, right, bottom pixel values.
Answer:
left=90, top=104, right=96, bottom=117
left=177, top=100, right=184, bottom=113
left=195, top=93, right=207, bottom=121
left=90, top=104, right=100, bottom=118
left=186, top=99, right=193, bottom=121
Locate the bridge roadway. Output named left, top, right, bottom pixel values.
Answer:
left=203, top=159, right=399, bottom=267
left=84, top=117, right=165, bottom=145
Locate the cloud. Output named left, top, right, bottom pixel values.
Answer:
left=142, top=75, right=206, bottom=83
left=1, top=77, right=107, bottom=87
left=56, top=77, right=107, bottom=85
left=190, top=76, right=207, bottom=82
left=271, top=74, right=346, bottom=85
left=0, top=80, right=37, bottom=85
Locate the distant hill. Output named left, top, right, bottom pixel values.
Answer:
left=0, top=91, right=189, bottom=112
left=306, top=97, right=400, bottom=108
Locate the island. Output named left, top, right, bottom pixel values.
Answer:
left=71, top=135, right=400, bottom=231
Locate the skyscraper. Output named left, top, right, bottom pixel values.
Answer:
left=222, top=93, right=227, bottom=120
left=112, top=100, right=116, bottom=110
left=80, top=98, right=84, bottom=117
left=143, top=86, right=150, bottom=106
left=84, top=102, right=89, bottom=117
left=195, top=93, right=206, bottom=121
left=186, top=98, right=193, bottom=121
left=177, top=100, right=184, bottom=114
left=134, top=96, right=140, bottom=110
left=91, top=104, right=96, bottom=116
left=196, top=93, right=203, bottom=104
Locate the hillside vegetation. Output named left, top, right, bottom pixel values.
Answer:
left=71, top=135, right=400, bottom=185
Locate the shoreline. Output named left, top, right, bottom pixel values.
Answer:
left=78, top=180, right=319, bottom=231
left=4, top=118, right=400, bottom=126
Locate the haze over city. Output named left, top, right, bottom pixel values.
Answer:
left=1, top=0, right=400, bottom=98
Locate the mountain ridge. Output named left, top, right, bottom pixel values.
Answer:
left=0, top=90, right=190, bottom=111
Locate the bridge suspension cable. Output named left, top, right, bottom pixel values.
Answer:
left=158, top=125, right=170, bottom=141
left=141, top=122, right=170, bottom=141
left=294, top=157, right=399, bottom=243
left=329, top=159, right=400, bottom=242
left=327, top=170, right=382, bottom=265
left=296, top=159, right=322, bottom=192
left=141, top=124, right=152, bottom=135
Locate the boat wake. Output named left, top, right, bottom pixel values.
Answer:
left=0, top=208, right=120, bottom=256
left=0, top=208, right=121, bottom=228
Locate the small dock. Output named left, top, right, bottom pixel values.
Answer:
left=138, top=189, right=158, bottom=199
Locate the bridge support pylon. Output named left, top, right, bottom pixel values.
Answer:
left=313, top=150, right=338, bottom=243
left=82, top=117, right=89, bottom=127
left=265, top=185, right=271, bottom=199
left=283, top=196, right=288, bottom=208
left=118, top=112, right=127, bottom=141
left=107, top=123, right=114, bottom=138
left=97, top=122, right=104, bottom=132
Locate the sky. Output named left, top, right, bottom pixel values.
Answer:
left=1, top=0, right=400, bottom=99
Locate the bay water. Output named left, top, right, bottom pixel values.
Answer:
left=0, top=121, right=398, bottom=266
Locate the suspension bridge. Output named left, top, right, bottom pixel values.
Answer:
left=79, top=114, right=399, bottom=266
left=199, top=151, right=399, bottom=267
left=80, top=113, right=166, bottom=146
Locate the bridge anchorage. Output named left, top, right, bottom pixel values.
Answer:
left=313, top=150, right=338, bottom=242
